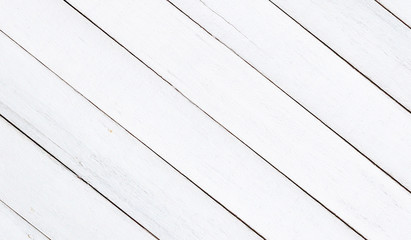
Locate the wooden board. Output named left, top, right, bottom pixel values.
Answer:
left=168, top=0, right=411, bottom=191
left=1, top=0, right=411, bottom=239
left=0, top=201, right=48, bottom=240
left=376, top=0, right=411, bottom=27
left=263, top=0, right=411, bottom=112
left=0, top=117, right=155, bottom=240
left=0, top=2, right=409, bottom=239
left=58, top=0, right=411, bottom=238
left=0, top=33, right=262, bottom=240
left=0, top=7, right=363, bottom=239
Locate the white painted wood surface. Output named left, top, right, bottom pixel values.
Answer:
left=0, top=3, right=362, bottom=238
left=264, top=0, right=411, bottom=111
left=168, top=0, right=411, bottom=190
left=0, top=0, right=410, bottom=239
left=0, top=201, right=48, bottom=240
left=25, top=0, right=410, bottom=239
left=376, top=0, right=411, bottom=27
left=0, top=117, right=155, bottom=240
left=0, top=33, right=261, bottom=240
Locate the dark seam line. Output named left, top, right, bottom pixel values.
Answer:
left=374, top=1, right=411, bottom=29
left=0, top=113, right=158, bottom=239
left=0, top=199, right=51, bottom=239
left=63, top=0, right=369, bottom=238
left=165, top=0, right=411, bottom=197
left=0, top=29, right=265, bottom=240
left=266, top=0, right=411, bottom=115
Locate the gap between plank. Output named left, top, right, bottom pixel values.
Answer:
left=60, top=1, right=369, bottom=239
left=0, top=30, right=266, bottom=240
left=265, top=0, right=411, bottom=115
left=374, top=0, right=411, bottom=29
left=0, top=199, right=51, bottom=240
left=164, top=0, right=411, bottom=197
left=0, top=113, right=160, bottom=240
left=268, top=0, right=411, bottom=114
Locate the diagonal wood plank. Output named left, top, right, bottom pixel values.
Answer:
left=167, top=0, right=411, bottom=194
left=1, top=0, right=410, bottom=239
left=375, top=0, right=411, bottom=28
left=0, top=14, right=362, bottom=240
left=264, top=0, right=411, bottom=112
left=0, top=200, right=49, bottom=240
left=0, top=117, right=156, bottom=240
left=0, top=34, right=262, bottom=240
left=58, top=0, right=411, bottom=238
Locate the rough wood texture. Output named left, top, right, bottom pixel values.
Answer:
left=168, top=0, right=411, bottom=191
left=0, top=0, right=410, bottom=239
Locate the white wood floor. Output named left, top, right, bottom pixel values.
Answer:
left=0, top=0, right=410, bottom=239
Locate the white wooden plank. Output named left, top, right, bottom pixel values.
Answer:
left=0, top=35, right=261, bottom=240
left=168, top=0, right=411, bottom=193
left=266, top=0, right=411, bottom=111
left=1, top=0, right=410, bottom=239
left=376, top=0, right=411, bottom=27
left=29, top=1, right=409, bottom=237
left=0, top=118, right=155, bottom=240
left=0, top=11, right=361, bottom=240
left=0, top=201, right=48, bottom=240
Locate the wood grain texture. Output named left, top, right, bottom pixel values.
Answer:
left=48, top=0, right=411, bottom=239
left=265, top=0, right=411, bottom=112
left=168, top=0, right=411, bottom=193
left=0, top=34, right=261, bottom=240
left=376, top=0, right=411, bottom=28
left=1, top=0, right=410, bottom=239
left=0, top=2, right=361, bottom=239
left=0, top=201, right=48, bottom=240
left=0, top=117, right=155, bottom=240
